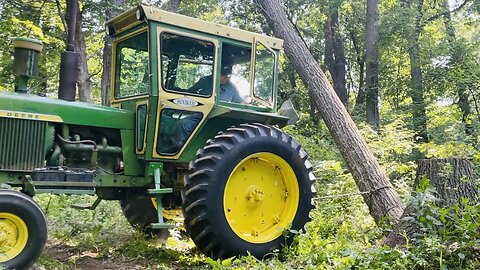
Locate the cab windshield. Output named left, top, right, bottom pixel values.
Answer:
left=160, top=32, right=215, bottom=97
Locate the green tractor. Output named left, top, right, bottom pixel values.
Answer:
left=0, top=4, right=315, bottom=269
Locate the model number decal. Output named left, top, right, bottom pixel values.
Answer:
left=170, top=97, right=201, bottom=108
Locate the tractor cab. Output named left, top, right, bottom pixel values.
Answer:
left=106, top=5, right=286, bottom=162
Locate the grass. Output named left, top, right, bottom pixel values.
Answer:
left=35, top=194, right=206, bottom=269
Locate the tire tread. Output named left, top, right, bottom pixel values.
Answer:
left=182, top=123, right=316, bottom=259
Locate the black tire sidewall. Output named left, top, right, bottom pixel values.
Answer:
left=120, top=196, right=171, bottom=238
left=120, top=196, right=158, bottom=227
left=0, top=190, right=47, bottom=270
left=206, top=133, right=312, bottom=258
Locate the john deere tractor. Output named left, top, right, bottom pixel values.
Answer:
left=0, top=4, right=315, bottom=269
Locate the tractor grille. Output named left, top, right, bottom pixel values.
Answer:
left=0, top=118, right=47, bottom=171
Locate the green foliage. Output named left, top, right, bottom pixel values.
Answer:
left=279, top=101, right=479, bottom=269
left=0, top=1, right=65, bottom=93
left=117, top=40, right=150, bottom=98
left=284, top=113, right=341, bottom=162
left=355, top=180, right=480, bottom=270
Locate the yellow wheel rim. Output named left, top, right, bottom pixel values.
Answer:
left=223, top=152, right=299, bottom=243
left=0, top=213, right=29, bottom=262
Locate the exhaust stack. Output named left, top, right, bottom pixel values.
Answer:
left=58, top=0, right=79, bottom=101
left=12, top=38, right=43, bottom=93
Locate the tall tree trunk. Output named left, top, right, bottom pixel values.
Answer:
left=385, top=158, right=479, bottom=247
left=255, top=0, right=405, bottom=224
left=408, top=0, right=428, bottom=142
left=365, top=0, right=379, bottom=129
left=409, top=41, right=428, bottom=142
left=348, top=29, right=366, bottom=116
left=443, top=0, right=472, bottom=135
left=324, top=9, right=348, bottom=106
left=100, top=0, right=125, bottom=106
left=72, top=4, right=92, bottom=103
left=166, top=0, right=181, bottom=12
left=100, top=36, right=112, bottom=106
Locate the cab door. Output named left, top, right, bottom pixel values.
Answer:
left=110, top=29, right=151, bottom=155
left=152, top=28, right=217, bottom=159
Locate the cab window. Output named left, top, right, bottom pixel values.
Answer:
left=253, top=41, right=275, bottom=103
left=220, top=42, right=275, bottom=107
left=114, top=31, right=150, bottom=98
left=156, top=109, right=202, bottom=155
left=160, top=33, right=215, bottom=97
left=220, top=43, right=251, bottom=104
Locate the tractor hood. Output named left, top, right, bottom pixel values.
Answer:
left=0, top=91, right=133, bottom=130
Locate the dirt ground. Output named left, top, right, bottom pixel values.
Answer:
left=30, top=236, right=198, bottom=270
left=31, top=244, right=147, bottom=270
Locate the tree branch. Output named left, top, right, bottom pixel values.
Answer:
left=424, top=0, right=470, bottom=24
left=88, top=69, right=102, bottom=80
left=55, top=0, right=67, bottom=33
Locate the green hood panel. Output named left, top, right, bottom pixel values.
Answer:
left=0, top=91, right=133, bottom=129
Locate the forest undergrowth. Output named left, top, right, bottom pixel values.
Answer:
left=36, top=105, right=479, bottom=270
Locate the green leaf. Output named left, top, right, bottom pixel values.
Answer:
left=426, top=215, right=443, bottom=226
left=221, top=256, right=235, bottom=266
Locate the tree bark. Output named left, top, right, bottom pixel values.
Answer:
left=442, top=0, right=472, bottom=135
left=100, top=36, right=112, bottom=106
left=348, top=29, right=366, bottom=116
left=70, top=3, right=93, bottom=103
left=385, top=158, right=479, bottom=247
left=255, top=0, right=405, bottom=224
left=365, top=0, right=380, bottom=129
left=407, top=0, right=428, bottom=142
left=166, top=0, right=181, bottom=12
left=100, top=0, right=125, bottom=106
left=324, top=9, right=348, bottom=106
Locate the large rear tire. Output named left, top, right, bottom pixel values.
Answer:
left=120, top=196, right=170, bottom=239
left=0, top=190, right=47, bottom=270
left=182, top=123, right=316, bottom=259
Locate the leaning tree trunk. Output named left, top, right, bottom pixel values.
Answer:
left=255, top=0, right=405, bottom=224
left=385, top=158, right=479, bottom=248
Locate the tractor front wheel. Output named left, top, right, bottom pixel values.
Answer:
left=182, top=123, right=316, bottom=259
left=0, top=190, right=47, bottom=270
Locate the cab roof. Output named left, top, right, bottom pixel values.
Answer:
left=106, top=5, right=284, bottom=50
